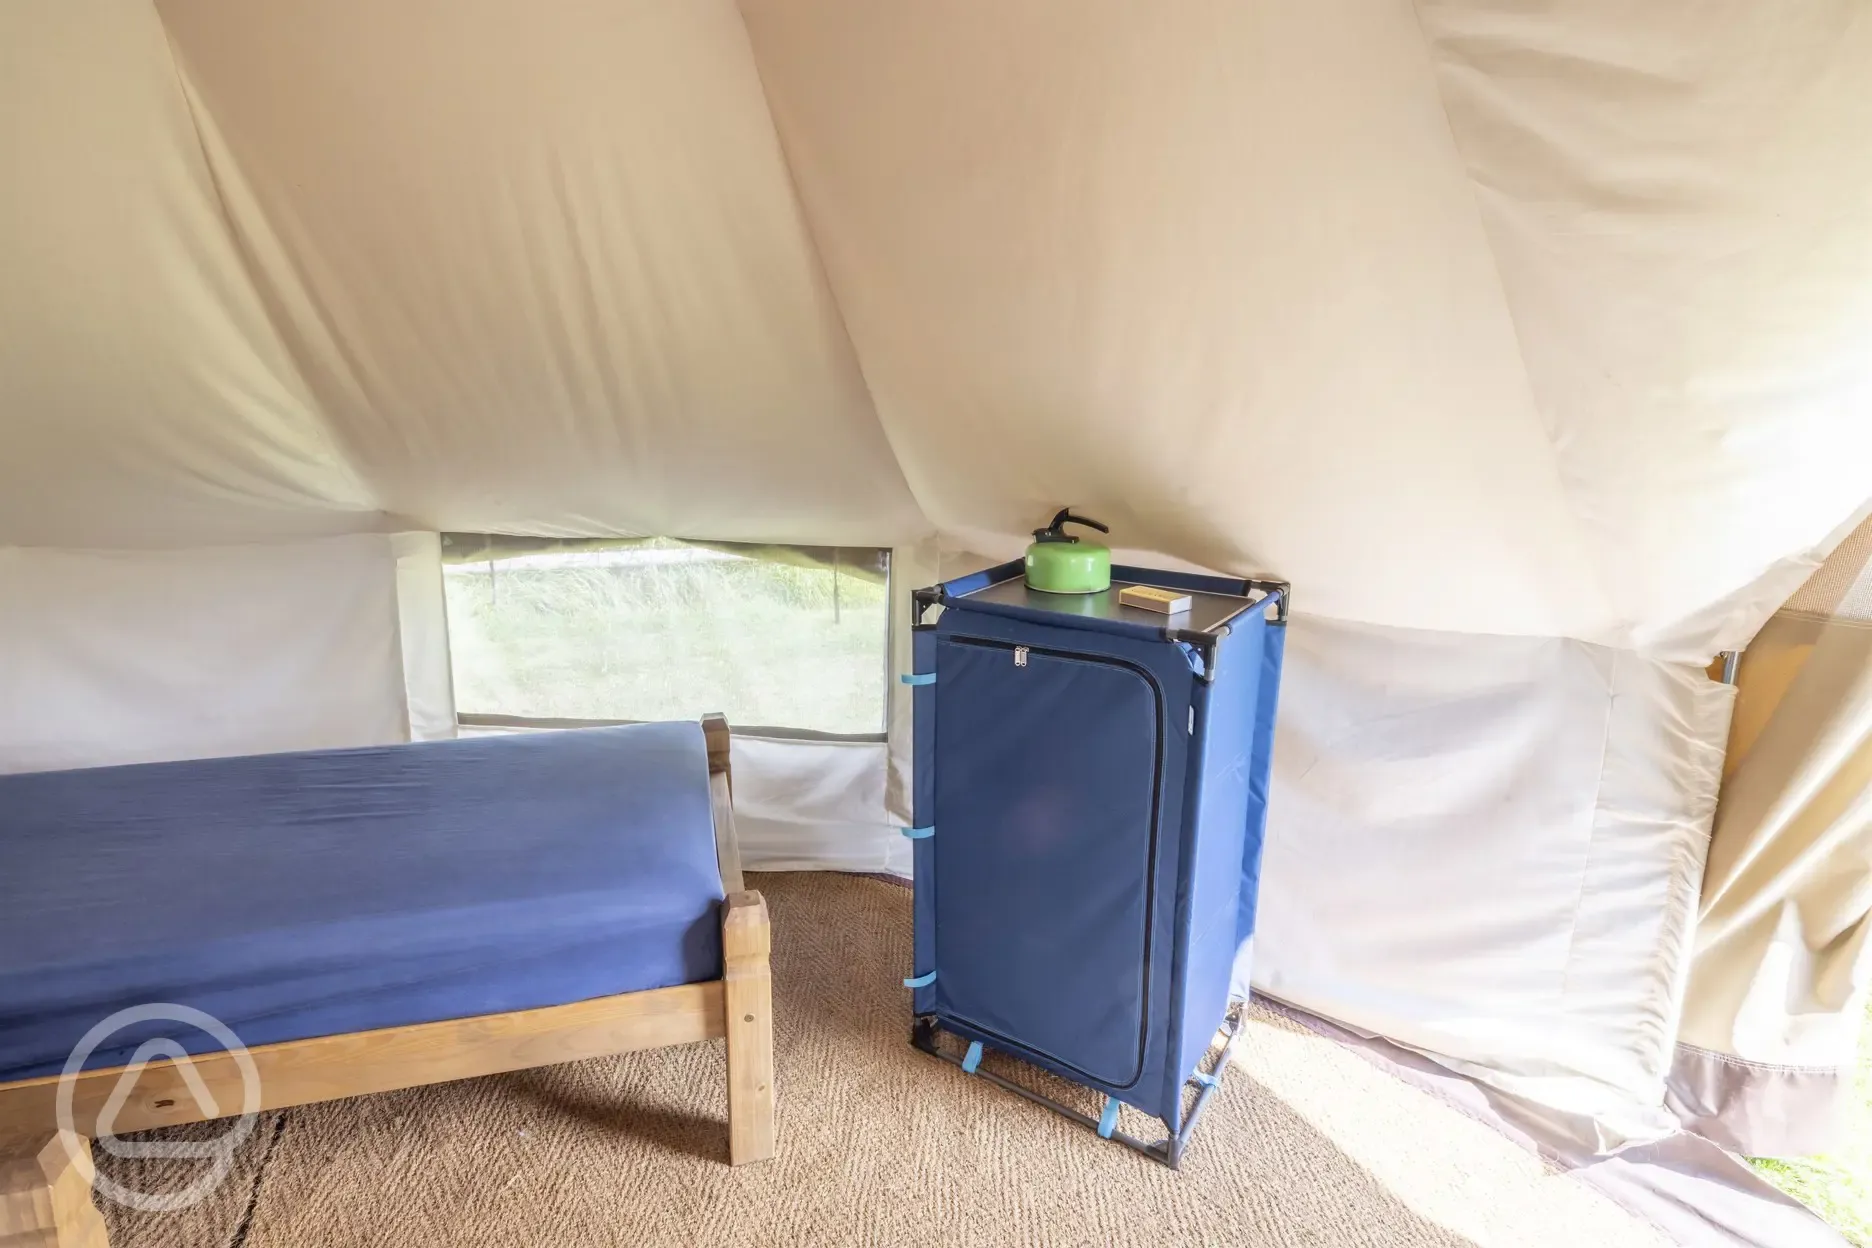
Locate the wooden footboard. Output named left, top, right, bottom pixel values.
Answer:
left=0, top=714, right=775, bottom=1243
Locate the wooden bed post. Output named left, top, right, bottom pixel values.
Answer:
left=702, top=713, right=743, bottom=894
left=705, top=713, right=772, bottom=1165
left=0, top=1133, right=109, bottom=1247
left=721, top=892, right=774, bottom=1166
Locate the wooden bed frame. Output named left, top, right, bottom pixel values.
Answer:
left=0, top=714, right=773, bottom=1246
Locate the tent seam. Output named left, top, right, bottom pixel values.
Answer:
left=728, top=1, right=937, bottom=543
left=1558, top=646, right=1622, bottom=1005
left=146, top=6, right=384, bottom=520
left=1673, top=1040, right=1845, bottom=1077
left=1404, top=0, right=1626, bottom=650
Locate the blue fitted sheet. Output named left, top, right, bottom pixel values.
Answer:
left=0, top=722, right=725, bottom=1082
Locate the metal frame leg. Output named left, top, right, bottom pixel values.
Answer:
left=910, top=1004, right=1249, bottom=1170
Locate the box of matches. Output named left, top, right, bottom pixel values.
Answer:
left=1118, top=584, right=1192, bottom=615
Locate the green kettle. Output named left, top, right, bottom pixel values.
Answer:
left=1024, top=509, right=1112, bottom=594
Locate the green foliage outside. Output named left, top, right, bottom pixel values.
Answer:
left=444, top=545, right=888, bottom=735
left=1750, top=998, right=1872, bottom=1245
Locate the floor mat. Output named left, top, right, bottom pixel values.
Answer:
left=100, top=872, right=1670, bottom=1247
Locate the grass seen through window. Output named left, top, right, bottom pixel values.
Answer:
left=443, top=539, right=888, bottom=735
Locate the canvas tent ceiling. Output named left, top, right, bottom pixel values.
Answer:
left=3, top=0, right=1870, bottom=1156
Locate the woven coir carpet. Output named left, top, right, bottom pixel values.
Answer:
left=98, top=873, right=1670, bottom=1247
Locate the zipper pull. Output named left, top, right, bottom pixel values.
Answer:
left=1014, top=646, right=1029, bottom=668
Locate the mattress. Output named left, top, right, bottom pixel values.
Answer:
left=0, top=722, right=725, bottom=1082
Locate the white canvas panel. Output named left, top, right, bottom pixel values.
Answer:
left=153, top=0, right=925, bottom=548
left=732, top=735, right=905, bottom=875
left=0, top=536, right=409, bottom=774
left=391, top=532, right=459, bottom=743
left=1253, top=616, right=1731, bottom=1147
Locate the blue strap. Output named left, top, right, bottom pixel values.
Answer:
left=903, top=970, right=936, bottom=989
left=961, top=1041, right=983, bottom=1074
left=1191, top=1071, right=1219, bottom=1090
left=1097, top=1096, right=1121, bottom=1139
left=899, top=672, right=936, bottom=686
left=900, top=825, right=934, bottom=840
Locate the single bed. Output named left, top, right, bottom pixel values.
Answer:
left=0, top=715, right=772, bottom=1247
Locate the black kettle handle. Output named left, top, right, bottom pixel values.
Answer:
left=1039, top=508, right=1110, bottom=540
